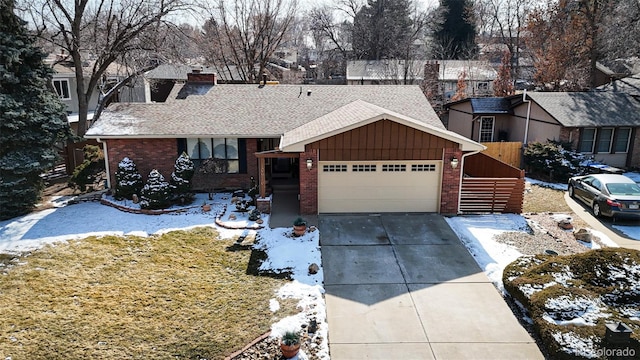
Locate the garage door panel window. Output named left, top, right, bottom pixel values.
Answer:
left=412, top=164, right=436, bottom=172
left=323, top=164, right=347, bottom=172
left=382, top=164, right=406, bottom=172
left=352, top=164, right=376, bottom=172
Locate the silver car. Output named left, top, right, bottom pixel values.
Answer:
left=568, top=174, right=640, bottom=219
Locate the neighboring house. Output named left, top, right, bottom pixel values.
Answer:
left=445, top=91, right=640, bottom=168
left=46, top=55, right=139, bottom=131
left=86, top=71, right=491, bottom=215
left=346, top=60, right=497, bottom=106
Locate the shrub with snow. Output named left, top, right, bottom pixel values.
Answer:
left=114, top=157, right=143, bottom=200
left=139, top=169, right=172, bottom=210
left=524, top=141, right=591, bottom=183
left=170, top=152, right=194, bottom=203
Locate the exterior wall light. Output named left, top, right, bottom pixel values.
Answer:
left=450, top=157, right=459, bottom=169
left=306, top=159, right=313, bottom=170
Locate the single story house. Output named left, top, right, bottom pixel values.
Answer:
left=85, top=71, right=488, bottom=215
left=346, top=59, right=497, bottom=100
left=445, top=91, right=640, bottom=168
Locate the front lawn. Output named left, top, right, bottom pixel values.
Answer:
left=0, top=227, right=296, bottom=359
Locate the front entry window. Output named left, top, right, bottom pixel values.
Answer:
left=479, top=116, right=495, bottom=142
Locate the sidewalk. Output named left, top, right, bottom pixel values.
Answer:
left=564, top=193, right=640, bottom=251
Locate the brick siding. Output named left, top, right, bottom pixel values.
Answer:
left=559, top=127, right=580, bottom=149
left=107, top=138, right=178, bottom=186
left=440, top=148, right=463, bottom=215
left=106, top=138, right=259, bottom=191
left=299, top=148, right=318, bottom=215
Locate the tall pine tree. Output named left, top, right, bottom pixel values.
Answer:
left=352, top=0, right=414, bottom=60
left=0, top=0, right=71, bottom=220
left=433, top=0, right=477, bottom=60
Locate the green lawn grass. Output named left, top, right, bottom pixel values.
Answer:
left=0, top=227, right=296, bottom=359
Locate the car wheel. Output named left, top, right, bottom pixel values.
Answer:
left=593, top=203, right=601, bottom=218
left=568, top=185, right=575, bottom=198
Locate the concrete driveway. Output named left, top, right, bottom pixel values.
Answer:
left=320, top=213, right=544, bottom=359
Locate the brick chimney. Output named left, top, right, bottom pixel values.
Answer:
left=187, top=68, right=217, bottom=85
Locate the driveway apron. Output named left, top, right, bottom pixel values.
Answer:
left=320, top=213, right=544, bottom=360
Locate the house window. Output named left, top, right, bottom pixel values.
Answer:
left=187, top=138, right=240, bottom=173
left=613, top=128, right=631, bottom=153
left=479, top=117, right=494, bottom=142
left=477, top=82, right=489, bottom=91
left=596, top=128, right=613, bottom=153
left=53, top=79, right=70, bottom=100
left=578, top=128, right=596, bottom=153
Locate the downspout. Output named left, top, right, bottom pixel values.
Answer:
left=523, top=89, right=532, bottom=145
left=96, top=138, right=110, bottom=189
left=457, top=148, right=483, bottom=215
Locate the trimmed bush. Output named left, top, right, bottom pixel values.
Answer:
left=170, top=152, right=194, bottom=203
left=68, top=145, right=105, bottom=192
left=504, top=249, right=640, bottom=360
left=140, top=169, right=172, bottom=210
left=114, top=157, right=143, bottom=200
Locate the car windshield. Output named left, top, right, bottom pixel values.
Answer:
left=606, top=183, right=640, bottom=196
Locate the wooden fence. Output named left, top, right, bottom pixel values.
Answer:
left=460, top=152, right=525, bottom=214
left=481, top=141, right=522, bottom=169
left=460, top=178, right=525, bottom=213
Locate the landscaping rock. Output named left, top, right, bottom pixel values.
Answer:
left=574, top=228, right=592, bottom=243
left=308, top=263, right=319, bottom=275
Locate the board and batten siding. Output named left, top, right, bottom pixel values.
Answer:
left=307, top=119, right=457, bottom=161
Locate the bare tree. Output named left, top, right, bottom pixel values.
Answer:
left=20, top=0, right=190, bottom=137
left=309, top=5, right=351, bottom=61
left=526, top=0, right=618, bottom=90
left=476, top=0, right=534, bottom=81
left=198, top=0, right=298, bottom=83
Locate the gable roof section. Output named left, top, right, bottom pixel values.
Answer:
left=470, top=98, right=512, bottom=114
left=86, top=84, right=444, bottom=138
left=280, top=100, right=485, bottom=152
left=526, top=92, right=640, bottom=127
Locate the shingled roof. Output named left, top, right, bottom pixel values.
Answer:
left=86, top=84, right=444, bottom=138
left=280, top=100, right=484, bottom=152
left=526, top=92, right=640, bottom=127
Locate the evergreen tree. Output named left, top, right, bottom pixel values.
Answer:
left=0, top=0, right=71, bottom=220
left=170, top=152, right=194, bottom=202
left=433, top=0, right=477, bottom=59
left=114, top=157, right=143, bottom=200
left=352, top=0, right=413, bottom=60
left=140, top=169, right=172, bottom=210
